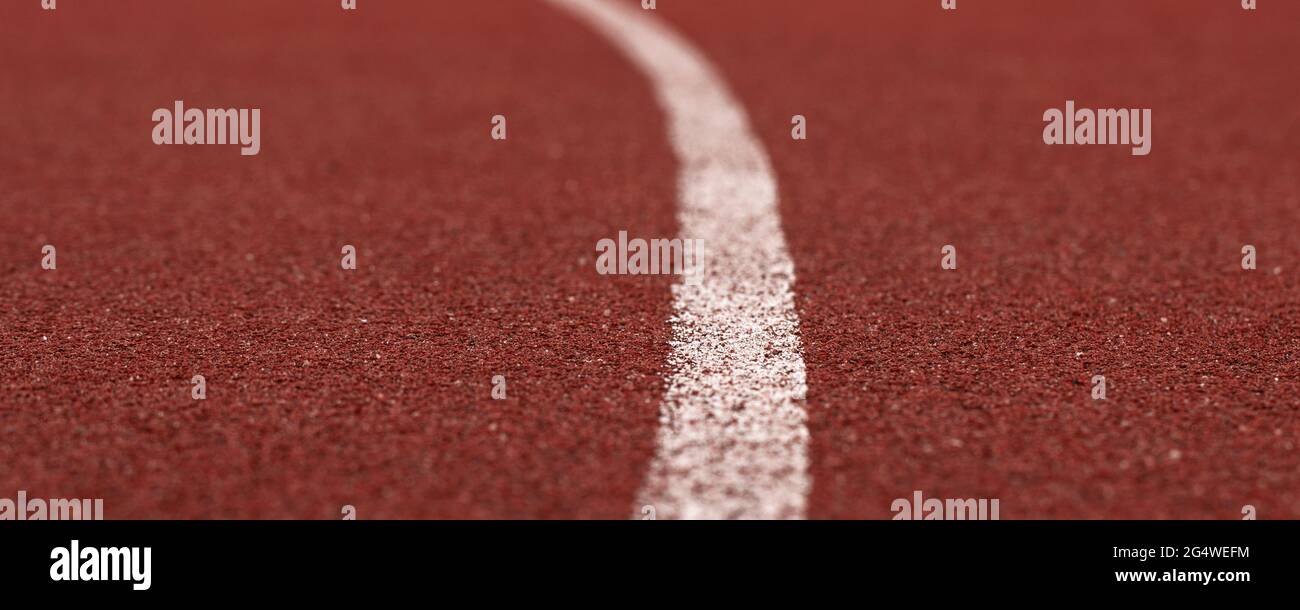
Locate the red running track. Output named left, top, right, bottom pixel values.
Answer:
left=2, top=0, right=1298, bottom=518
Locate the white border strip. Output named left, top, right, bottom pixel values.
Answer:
left=547, top=0, right=810, bottom=519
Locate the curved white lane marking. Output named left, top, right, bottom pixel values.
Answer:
left=547, top=0, right=809, bottom=519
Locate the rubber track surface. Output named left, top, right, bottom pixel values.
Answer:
left=3, top=0, right=1299, bottom=519
left=660, top=0, right=1300, bottom=518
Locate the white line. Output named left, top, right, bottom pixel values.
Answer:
left=546, top=0, right=810, bottom=519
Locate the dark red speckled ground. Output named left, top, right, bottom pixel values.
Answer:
left=2, top=0, right=1297, bottom=518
